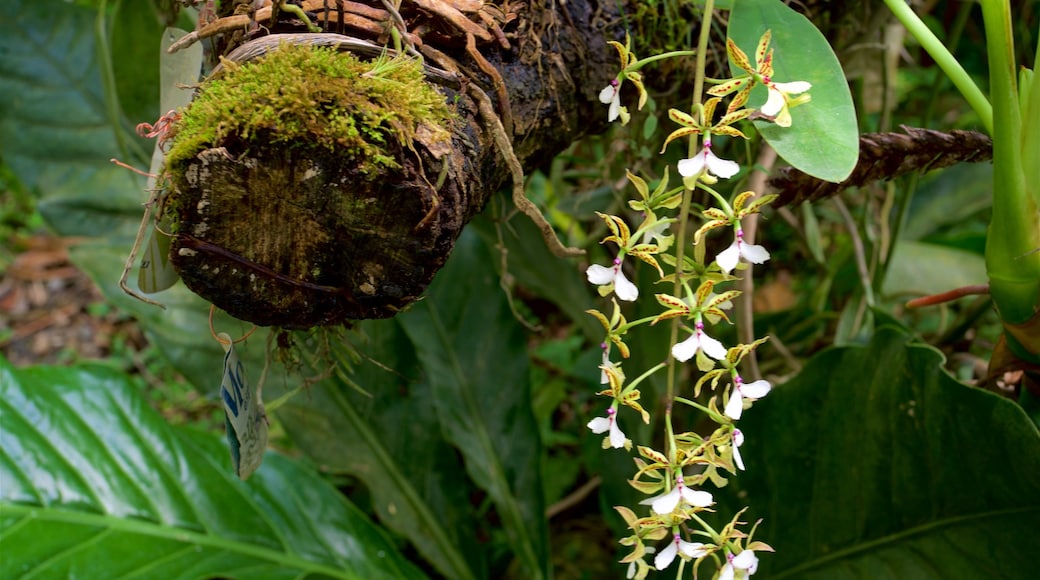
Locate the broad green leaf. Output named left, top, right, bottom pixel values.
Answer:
left=719, top=327, right=1040, bottom=578
left=729, top=0, right=859, bottom=182
left=882, top=241, right=986, bottom=299
left=0, top=357, right=424, bottom=579
left=0, top=0, right=150, bottom=237
left=399, top=231, right=549, bottom=580
left=276, top=320, right=483, bottom=580
left=72, top=240, right=483, bottom=580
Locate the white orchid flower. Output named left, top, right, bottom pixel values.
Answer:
left=719, top=549, right=760, bottom=580
left=716, top=228, right=770, bottom=274
left=654, top=533, right=708, bottom=570
left=599, top=80, right=622, bottom=122
left=725, top=376, right=772, bottom=420
left=671, top=321, right=727, bottom=362
left=587, top=407, right=626, bottom=448
left=677, top=140, right=739, bottom=180
left=587, top=258, right=638, bottom=301
left=640, top=474, right=714, bottom=515
left=761, top=79, right=812, bottom=127
left=732, top=428, right=745, bottom=470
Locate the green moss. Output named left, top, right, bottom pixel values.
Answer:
left=165, top=44, right=453, bottom=177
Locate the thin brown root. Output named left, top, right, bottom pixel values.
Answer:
left=470, top=84, right=584, bottom=258
left=466, top=32, right=513, bottom=137
left=119, top=190, right=167, bottom=309
left=495, top=218, right=543, bottom=332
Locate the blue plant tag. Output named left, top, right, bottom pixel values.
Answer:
left=217, top=332, right=268, bottom=480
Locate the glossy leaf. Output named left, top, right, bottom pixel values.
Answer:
left=276, top=320, right=483, bottom=580
left=399, top=231, right=550, bottom=579
left=0, top=0, right=152, bottom=237
left=882, top=241, right=986, bottom=299
left=728, top=0, right=859, bottom=182
left=718, top=327, right=1040, bottom=578
left=0, top=357, right=424, bottom=579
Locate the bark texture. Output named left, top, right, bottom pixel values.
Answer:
left=164, top=0, right=625, bottom=328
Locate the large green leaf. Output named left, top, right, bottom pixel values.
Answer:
left=71, top=242, right=485, bottom=580
left=0, top=356, right=424, bottom=579
left=276, top=319, right=484, bottom=580
left=0, top=0, right=155, bottom=237
left=882, top=241, right=987, bottom=298
left=399, top=231, right=549, bottom=580
left=719, top=326, right=1040, bottom=578
left=728, top=0, right=859, bottom=182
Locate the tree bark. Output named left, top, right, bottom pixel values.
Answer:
left=164, top=0, right=626, bottom=328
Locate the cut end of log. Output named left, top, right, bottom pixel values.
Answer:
left=163, top=43, right=463, bottom=327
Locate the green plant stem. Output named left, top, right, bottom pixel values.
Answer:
left=882, top=0, right=993, bottom=133
left=625, top=362, right=668, bottom=394
left=629, top=50, right=699, bottom=71
left=674, top=396, right=719, bottom=420
left=688, top=511, right=722, bottom=544
left=980, top=0, right=1040, bottom=324
left=664, top=0, right=715, bottom=464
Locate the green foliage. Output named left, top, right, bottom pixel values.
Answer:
left=0, top=357, right=424, bottom=579
left=165, top=45, right=454, bottom=178
left=728, top=0, right=859, bottom=182
left=3, top=0, right=1039, bottom=578
left=719, top=326, right=1040, bottom=578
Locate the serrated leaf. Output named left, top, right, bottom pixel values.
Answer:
left=728, top=0, right=859, bottom=182
left=0, top=357, right=423, bottom=579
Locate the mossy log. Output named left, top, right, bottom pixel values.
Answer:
left=160, top=0, right=626, bottom=328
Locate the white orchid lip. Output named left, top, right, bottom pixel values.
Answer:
left=586, top=258, right=639, bottom=301
left=717, top=228, right=770, bottom=274
left=725, top=376, right=772, bottom=420
left=671, top=321, right=726, bottom=362
left=587, top=407, right=626, bottom=448
left=599, top=79, right=622, bottom=122
left=678, top=141, right=739, bottom=179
